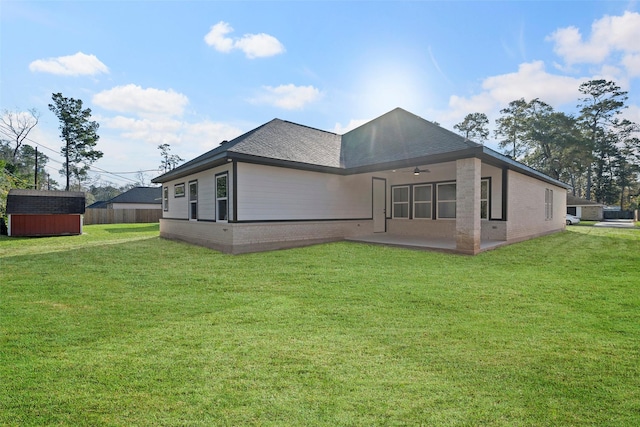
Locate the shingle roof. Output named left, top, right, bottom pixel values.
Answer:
left=567, top=194, right=603, bottom=206
left=152, top=108, right=567, bottom=188
left=7, top=190, right=85, bottom=214
left=341, top=108, right=480, bottom=168
left=86, top=200, right=109, bottom=209
left=228, top=119, right=342, bottom=167
left=108, top=187, right=162, bottom=204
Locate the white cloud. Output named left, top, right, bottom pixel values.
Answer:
left=235, top=33, right=286, bottom=59
left=101, top=115, right=242, bottom=151
left=203, top=21, right=235, bottom=53
left=204, top=21, right=285, bottom=59
left=481, top=61, right=584, bottom=106
left=29, top=51, right=108, bottom=76
left=547, top=11, right=640, bottom=67
left=251, top=84, right=322, bottom=110
left=434, top=61, right=588, bottom=138
left=622, top=53, right=640, bottom=77
left=93, top=84, right=189, bottom=118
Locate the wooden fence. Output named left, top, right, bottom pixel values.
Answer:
left=84, top=209, right=162, bottom=225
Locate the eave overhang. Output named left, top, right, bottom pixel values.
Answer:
left=152, top=143, right=569, bottom=190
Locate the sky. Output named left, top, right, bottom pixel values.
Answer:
left=2, top=0, right=640, bottom=188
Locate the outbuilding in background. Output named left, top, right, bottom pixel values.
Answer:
left=6, top=189, right=85, bottom=237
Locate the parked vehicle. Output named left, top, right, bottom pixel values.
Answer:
left=566, top=214, right=580, bottom=225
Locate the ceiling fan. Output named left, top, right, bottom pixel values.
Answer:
left=391, top=166, right=431, bottom=175
left=412, top=167, right=430, bottom=176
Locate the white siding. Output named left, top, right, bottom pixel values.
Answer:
left=162, top=165, right=232, bottom=221
left=237, top=163, right=371, bottom=221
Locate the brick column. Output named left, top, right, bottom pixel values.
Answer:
left=456, top=157, right=481, bottom=254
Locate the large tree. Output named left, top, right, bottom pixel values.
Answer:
left=454, top=112, right=489, bottom=143
left=494, top=98, right=530, bottom=159
left=158, top=143, right=184, bottom=173
left=577, top=79, right=628, bottom=201
left=519, top=99, right=589, bottom=187
left=611, top=119, right=640, bottom=209
left=48, top=93, right=102, bottom=191
left=0, top=108, right=40, bottom=163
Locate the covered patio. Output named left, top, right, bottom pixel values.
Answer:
left=346, top=234, right=508, bottom=254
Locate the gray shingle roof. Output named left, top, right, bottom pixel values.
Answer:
left=152, top=108, right=567, bottom=188
left=229, top=119, right=342, bottom=167
left=108, top=187, right=162, bottom=204
left=567, top=194, right=603, bottom=206
left=7, top=190, right=85, bottom=214
left=341, top=108, right=480, bottom=168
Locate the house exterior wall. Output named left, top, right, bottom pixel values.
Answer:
left=157, top=160, right=565, bottom=254
left=506, top=170, right=566, bottom=242
left=159, top=218, right=373, bottom=254
left=162, top=165, right=233, bottom=221
left=237, top=163, right=371, bottom=221
left=574, top=205, right=603, bottom=221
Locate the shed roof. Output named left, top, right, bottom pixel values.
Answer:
left=6, top=189, right=85, bottom=214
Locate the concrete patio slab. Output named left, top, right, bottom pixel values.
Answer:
left=345, top=234, right=507, bottom=254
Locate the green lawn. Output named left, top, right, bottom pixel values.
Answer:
left=1, top=224, right=639, bottom=426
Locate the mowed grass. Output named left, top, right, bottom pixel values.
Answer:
left=1, top=224, right=638, bottom=426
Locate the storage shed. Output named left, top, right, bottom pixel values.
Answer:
left=6, top=189, right=85, bottom=237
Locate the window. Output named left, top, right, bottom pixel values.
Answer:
left=413, top=184, right=432, bottom=219
left=216, top=173, right=228, bottom=221
left=189, top=181, right=198, bottom=220
left=163, top=187, right=169, bottom=211
left=174, top=183, right=185, bottom=198
left=480, top=179, right=489, bottom=220
left=545, top=188, right=553, bottom=220
left=437, top=183, right=456, bottom=219
left=392, top=186, right=410, bottom=218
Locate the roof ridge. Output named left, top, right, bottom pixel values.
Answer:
left=282, top=119, right=339, bottom=136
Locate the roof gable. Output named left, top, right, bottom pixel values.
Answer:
left=108, top=187, right=162, bottom=204
left=152, top=108, right=566, bottom=189
left=341, top=108, right=480, bottom=168
left=228, top=119, right=342, bottom=167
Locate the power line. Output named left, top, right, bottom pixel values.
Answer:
left=0, top=123, right=155, bottom=184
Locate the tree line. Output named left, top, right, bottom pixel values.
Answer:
left=1, top=93, right=186, bottom=217
left=454, top=79, right=640, bottom=209
left=3, top=82, right=639, bottom=217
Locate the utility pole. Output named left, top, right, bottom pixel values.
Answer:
left=35, top=146, right=38, bottom=189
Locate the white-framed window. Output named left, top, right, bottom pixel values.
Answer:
left=216, top=173, right=228, bottom=221
left=545, top=188, right=553, bottom=220
left=437, top=182, right=456, bottom=219
left=413, top=184, right=432, bottom=219
left=174, top=183, right=185, bottom=198
left=163, top=186, right=169, bottom=211
left=189, top=180, right=198, bottom=220
left=480, top=179, right=489, bottom=220
left=392, top=186, right=410, bottom=218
